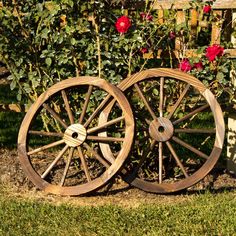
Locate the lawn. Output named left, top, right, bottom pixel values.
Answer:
left=0, top=187, right=235, bottom=236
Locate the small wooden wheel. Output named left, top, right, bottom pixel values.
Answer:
left=98, top=68, right=225, bottom=193
left=18, top=77, right=134, bottom=196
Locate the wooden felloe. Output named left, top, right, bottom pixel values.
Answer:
left=18, top=77, right=134, bottom=196
left=99, top=69, right=225, bottom=193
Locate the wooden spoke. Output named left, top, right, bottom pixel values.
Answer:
left=29, top=130, right=63, bottom=137
left=175, top=128, right=215, bottom=134
left=43, top=104, right=68, bottom=129
left=87, top=116, right=125, bottom=134
left=172, top=104, right=209, bottom=125
left=158, top=142, right=163, bottom=183
left=167, top=84, right=190, bottom=119
left=166, top=141, right=189, bottom=178
left=60, top=147, right=74, bottom=186
left=27, top=139, right=65, bottom=155
left=159, top=77, right=164, bottom=117
left=134, top=83, right=157, bottom=120
left=18, top=76, right=135, bottom=196
left=172, top=136, right=209, bottom=159
left=61, top=90, right=74, bottom=125
left=41, top=145, right=69, bottom=179
left=83, top=142, right=110, bottom=168
left=79, top=85, right=93, bottom=124
left=87, top=136, right=124, bottom=142
left=97, top=68, right=225, bottom=194
left=83, top=94, right=112, bottom=128
left=77, top=146, right=91, bottom=182
left=144, top=119, right=151, bottom=125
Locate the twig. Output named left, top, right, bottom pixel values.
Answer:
left=91, top=14, right=102, bottom=78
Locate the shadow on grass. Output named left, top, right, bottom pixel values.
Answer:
left=86, top=169, right=236, bottom=197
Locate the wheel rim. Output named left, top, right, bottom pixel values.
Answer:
left=18, top=77, right=134, bottom=196
left=98, top=68, right=225, bottom=193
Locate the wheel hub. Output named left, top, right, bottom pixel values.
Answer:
left=63, top=124, right=87, bottom=147
left=149, top=117, right=174, bottom=142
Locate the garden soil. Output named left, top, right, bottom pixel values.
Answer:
left=0, top=148, right=235, bottom=208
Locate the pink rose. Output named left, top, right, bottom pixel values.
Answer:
left=179, top=59, right=192, bottom=72
left=115, top=16, right=131, bottom=33
left=140, top=12, right=153, bottom=21
left=203, top=5, right=211, bottom=14
left=194, top=61, right=204, bottom=71
left=140, top=48, right=148, bottom=54
left=206, top=45, right=224, bottom=61
left=169, top=31, right=176, bottom=40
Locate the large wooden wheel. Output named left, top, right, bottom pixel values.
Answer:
left=98, top=68, right=225, bottom=193
left=18, top=77, right=134, bottom=196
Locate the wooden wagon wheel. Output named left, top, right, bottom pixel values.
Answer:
left=98, top=68, right=225, bottom=193
left=18, top=77, right=134, bottom=196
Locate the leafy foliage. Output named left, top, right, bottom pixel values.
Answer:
left=0, top=0, right=235, bottom=106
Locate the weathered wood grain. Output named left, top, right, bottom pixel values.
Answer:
left=18, top=77, right=134, bottom=196
left=99, top=68, right=225, bottom=193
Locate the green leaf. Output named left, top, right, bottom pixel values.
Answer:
left=46, top=58, right=52, bottom=66
left=41, top=28, right=50, bottom=39
left=153, top=88, right=159, bottom=95
left=221, top=67, right=228, bottom=73
left=10, top=80, right=16, bottom=90
left=71, top=38, right=76, bottom=45
left=216, top=72, right=224, bottom=81
left=16, top=93, right=22, bottom=101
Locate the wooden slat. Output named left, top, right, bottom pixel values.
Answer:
left=144, top=49, right=236, bottom=59
left=0, top=66, right=9, bottom=76
left=190, top=9, right=198, bottom=39
left=153, top=0, right=236, bottom=9
left=125, top=0, right=236, bottom=9
left=211, top=10, right=223, bottom=44
left=157, top=9, right=164, bottom=24
left=0, top=103, right=25, bottom=112
left=175, top=11, right=186, bottom=50
left=232, top=11, right=236, bottom=48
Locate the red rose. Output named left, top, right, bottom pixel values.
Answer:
left=194, top=61, right=204, bottom=71
left=140, top=12, right=146, bottom=19
left=203, top=5, right=211, bottom=14
left=206, top=44, right=224, bottom=61
left=140, top=12, right=153, bottom=21
left=169, top=31, right=176, bottom=40
left=179, top=59, right=192, bottom=72
left=115, top=16, right=131, bottom=33
left=140, top=48, right=148, bottom=54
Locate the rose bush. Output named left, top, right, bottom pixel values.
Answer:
left=0, top=0, right=235, bottom=105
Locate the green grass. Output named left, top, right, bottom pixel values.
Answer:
left=0, top=191, right=235, bottom=236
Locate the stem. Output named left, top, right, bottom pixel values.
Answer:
left=91, top=14, right=102, bottom=78
left=73, top=56, right=80, bottom=77
left=12, top=0, right=29, bottom=38
left=139, top=34, right=166, bottom=72
left=41, top=113, right=50, bottom=132
left=3, top=59, right=33, bottom=102
left=29, top=63, right=39, bottom=101
left=128, top=44, right=135, bottom=77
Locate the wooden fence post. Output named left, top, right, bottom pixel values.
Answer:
left=226, top=10, right=236, bottom=174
